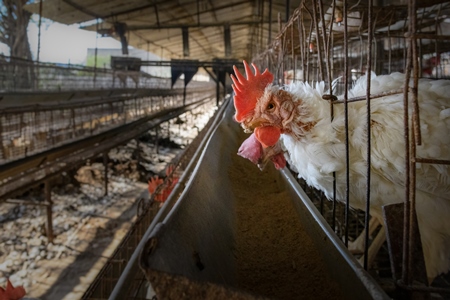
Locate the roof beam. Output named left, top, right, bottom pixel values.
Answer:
left=73, top=0, right=252, bottom=23
left=61, top=0, right=103, bottom=19
left=127, top=20, right=279, bottom=31
left=60, top=0, right=168, bottom=21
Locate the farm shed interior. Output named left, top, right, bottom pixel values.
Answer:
left=0, top=0, right=449, bottom=299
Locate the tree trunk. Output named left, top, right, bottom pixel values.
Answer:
left=1, top=0, right=35, bottom=90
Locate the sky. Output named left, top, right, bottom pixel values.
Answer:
left=1, top=15, right=123, bottom=65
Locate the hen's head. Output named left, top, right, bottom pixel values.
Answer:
left=231, top=61, right=297, bottom=148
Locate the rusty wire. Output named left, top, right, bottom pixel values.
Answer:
left=0, top=87, right=215, bottom=164
left=12, top=2, right=450, bottom=294
left=252, top=1, right=450, bottom=295
left=363, top=0, right=374, bottom=271
left=311, top=0, right=324, bottom=81
left=409, top=0, right=420, bottom=286
left=343, top=0, right=350, bottom=248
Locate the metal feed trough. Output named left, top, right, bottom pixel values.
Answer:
left=134, top=100, right=389, bottom=299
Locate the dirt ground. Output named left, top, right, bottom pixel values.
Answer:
left=0, top=142, right=180, bottom=299
left=229, top=154, right=343, bottom=300
left=0, top=175, right=147, bottom=300
left=0, top=137, right=183, bottom=300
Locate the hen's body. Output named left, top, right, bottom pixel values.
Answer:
left=278, top=73, right=450, bottom=279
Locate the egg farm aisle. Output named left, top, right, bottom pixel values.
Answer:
left=0, top=104, right=216, bottom=299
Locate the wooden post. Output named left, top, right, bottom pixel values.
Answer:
left=45, top=180, right=54, bottom=243
left=103, top=152, right=108, bottom=196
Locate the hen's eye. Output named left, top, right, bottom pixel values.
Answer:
left=267, top=103, right=275, bottom=111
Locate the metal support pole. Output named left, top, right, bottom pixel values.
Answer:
left=224, top=25, right=231, bottom=57
left=223, top=78, right=226, bottom=100
left=286, top=0, right=290, bottom=22
left=36, top=0, right=43, bottom=89
left=36, top=1, right=43, bottom=63
left=197, top=0, right=200, bottom=25
left=136, top=138, right=141, bottom=166
left=363, top=0, right=374, bottom=270
left=216, top=78, right=220, bottom=106
left=104, top=152, right=108, bottom=196
left=343, top=0, right=350, bottom=247
left=268, top=0, right=273, bottom=44
left=0, top=114, right=4, bottom=160
left=155, top=127, right=159, bottom=154
left=94, top=20, right=99, bottom=88
left=45, top=180, right=54, bottom=244
left=182, top=27, right=190, bottom=57
left=167, top=122, right=170, bottom=140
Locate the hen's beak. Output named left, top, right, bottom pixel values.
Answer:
left=257, top=142, right=284, bottom=171
left=257, top=150, right=272, bottom=171
left=246, top=117, right=269, bottom=131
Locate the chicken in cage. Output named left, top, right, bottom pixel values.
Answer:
left=239, top=0, right=450, bottom=298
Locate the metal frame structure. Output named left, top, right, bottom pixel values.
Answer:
left=111, top=99, right=390, bottom=300
left=0, top=43, right=239, bottom=298
left=0, top=55, right=164, bottom=92
left=0, top=57, right=219, bottom=259
left=1, top=0, right=448, bottom=298
left=83, top=95, right=230, bottom=300
left=252, top=0, right=450, bottom=297
left=23, top=0, right=301, bottom=62
left=0, top=86, right=213, bottom=164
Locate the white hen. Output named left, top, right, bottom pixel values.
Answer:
left=231, top=61, right=450, bottom=281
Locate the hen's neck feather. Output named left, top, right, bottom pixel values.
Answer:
left=282, top=81, right=331, bottom=137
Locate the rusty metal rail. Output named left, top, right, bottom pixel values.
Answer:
left=0, top=92, right=217, bottom=259
left=0, top=84, right=215, bottom=164
left=0, top=95, right=216, bottom=201
left=82, top=96, right=230, bottom=300
left=0, top=54, right=169, bottom=92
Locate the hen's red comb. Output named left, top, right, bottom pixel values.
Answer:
left=231, top=60, right=274, bottom=123
left=0, top=279, right=26, bottom=300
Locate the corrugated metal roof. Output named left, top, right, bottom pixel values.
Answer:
left=24, top=0, right=450, bottom=63
left=25, top=0, right=302, bottom=62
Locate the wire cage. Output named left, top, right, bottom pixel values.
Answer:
left=82, top=97, right=221, bottom=300
left=252, top=0, right=450, bottom=298
left=0, top=55, right=172, bottom=92
left=0, top=85, right=216, bottom=164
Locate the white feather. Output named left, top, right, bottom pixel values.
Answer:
left=281, top=73, right=450, bottom=279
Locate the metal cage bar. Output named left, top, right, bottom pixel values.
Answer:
left=251, top=0, right=450, bottom=297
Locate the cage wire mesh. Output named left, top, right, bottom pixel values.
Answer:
left=82, top=96, right=222, bottom=300
left=0, top=55, right=173, bottom=92
left=253, top=0, right=450, bottom=298
left=0, top=84, right=215, bottom=164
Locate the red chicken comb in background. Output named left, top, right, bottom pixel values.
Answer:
left=148, top=164, right=179, bottom=204
left=0, top=279, right=26, bottom=300
left=230, top=60, right=274, bottom=123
